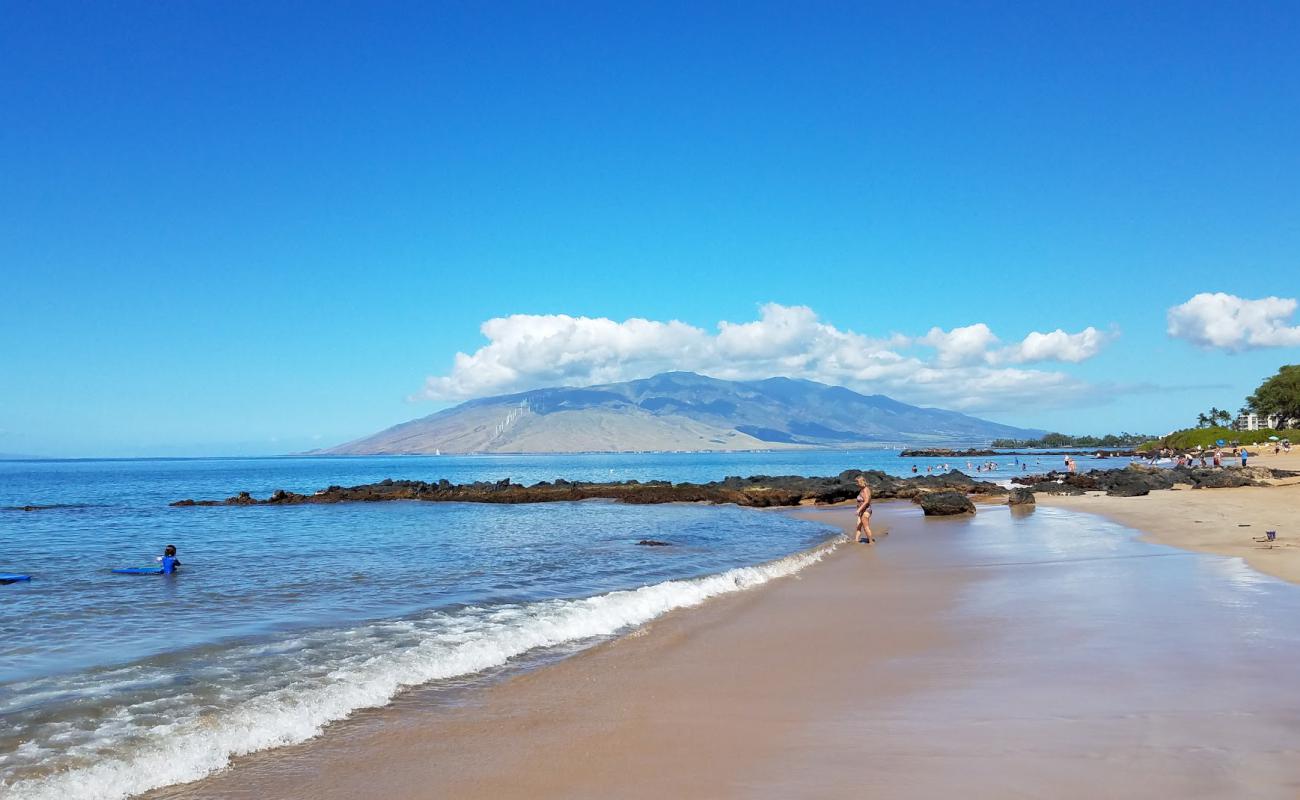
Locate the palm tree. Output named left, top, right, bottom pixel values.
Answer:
left=1196, top=412, right=1211, bottom=428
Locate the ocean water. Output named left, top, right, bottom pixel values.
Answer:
left=0, top=450, right=1125, bottom=799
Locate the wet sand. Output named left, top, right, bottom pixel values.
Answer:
left=1245, top=446, right=1300, bottom=471
left=1040, top=478, right=1300, bottom=585
left=156, top=501, right=1300, bottom=799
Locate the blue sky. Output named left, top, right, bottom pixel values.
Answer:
left=2, top=1, right=1299, bottom=457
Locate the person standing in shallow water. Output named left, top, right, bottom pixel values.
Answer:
left=854, top=475, right=874, bottom=544
left=156, top=544, right=181, bottom=574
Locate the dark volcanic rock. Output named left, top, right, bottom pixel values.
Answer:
left=1062, top=473, right=1101, bottom=491
left=893, top=470, right=1004, bottom=500
left=1185, top=470, right=1255, bottom=489
left=918, top=491, right=976, bottom=516
left=636, top=540, right=672, bottom=547
left=1014, top=463, right=1273, bottom=497
left=1104, top=471, right=1152, bottom=497
left=1013, top=473, right=1078, bottom=494
left=1033, top=481, right=1086, bottom=495
left=170, top=469, right=1006, bottom=510
left=169, top=462, right=1288, bottom=511
left=1007, top=488, right=1035, bottom=505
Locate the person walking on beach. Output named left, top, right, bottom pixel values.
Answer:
left=854, top=475, right=874, bottom=544
left=1241, top=449, right=1250, bottom=468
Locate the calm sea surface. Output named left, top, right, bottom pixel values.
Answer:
left=0, top=450, right=1128, bottom=799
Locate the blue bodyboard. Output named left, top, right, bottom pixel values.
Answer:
left=111, top=566, right=165, bottom=575
left=1, top=573, right=32, bottom=584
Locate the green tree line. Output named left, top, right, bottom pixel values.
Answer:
left=1140, top=365, right=1300, bottom=451
left=991, top=432, right=1151, bottom=449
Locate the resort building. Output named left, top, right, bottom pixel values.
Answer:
left=1234, top=412, right=1298, bottom=431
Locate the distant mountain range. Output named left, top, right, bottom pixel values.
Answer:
left=321, top=372, right=1045, bottom=455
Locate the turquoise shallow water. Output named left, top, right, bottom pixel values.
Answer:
left=0, top=451, right=1127, bottom=798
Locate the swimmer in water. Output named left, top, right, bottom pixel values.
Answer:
left=156, top=544, right=181, bottom=574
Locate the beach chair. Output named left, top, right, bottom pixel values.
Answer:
left=1253, top=530, right=1278, bottom=548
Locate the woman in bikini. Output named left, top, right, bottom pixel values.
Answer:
left=854, top=474, right=874, bottom=544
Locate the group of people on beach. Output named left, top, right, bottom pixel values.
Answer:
left=1151, top=446, right=1255, bottom=469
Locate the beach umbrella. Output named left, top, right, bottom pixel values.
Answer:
left=1216, top=439, right=1226, bottom=446
left=1268, top=435, right=1280, bottom=441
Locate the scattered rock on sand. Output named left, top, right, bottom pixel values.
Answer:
left=1104, top=471, right=1154, bottom=497
left=918, top=491, right=976, bottom=516
left=1008, top=488, right=1035, bottom=505
left=1187, top=471, right=1255, bottom=489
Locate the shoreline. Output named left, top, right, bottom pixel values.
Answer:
left=1038, top=481, right=1300, bottom=584
left=155, top=505, right=959, bottom=800
left=155, top=498, right=1300, bottom=799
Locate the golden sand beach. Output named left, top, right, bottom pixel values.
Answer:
left=1039, top=452, right=1300, bottom=584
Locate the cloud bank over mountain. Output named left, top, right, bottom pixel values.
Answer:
left=421, top=304, right=1115, bottom=412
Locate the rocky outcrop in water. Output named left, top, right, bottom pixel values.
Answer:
left=1007, top=488, right=1036, bottom=505
left=918, top=491, right=976, bottom=515
left=171, top=469, right=1008, bottom=509
left=168, top=463, right=1297, bottom=511
left=1012, top=464, right=1294, bottom=497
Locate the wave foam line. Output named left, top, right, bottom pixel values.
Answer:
left=4, top=543, right=834, bottom=800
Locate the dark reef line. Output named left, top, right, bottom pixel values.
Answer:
left=1012, top=464, right=1294, bottom=496
left=171, top=470, right=1006, bottom=509
left=169, top=464, right=1296, bottom=511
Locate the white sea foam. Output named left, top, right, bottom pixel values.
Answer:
left=2, top=544, right=833, bottom=800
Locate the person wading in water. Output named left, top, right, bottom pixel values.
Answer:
left=854, top=474, right=874, bottom=544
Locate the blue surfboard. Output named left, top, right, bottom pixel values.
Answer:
left=111, top=566, right=165, bottom=575
left=1, top=573, right=32, bottom=584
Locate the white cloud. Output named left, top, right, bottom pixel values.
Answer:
left=918, top=323, right=1111, bottom=367
left=1167, top=292, right=1300, bottom=351
left=998, top=327, right=1111, bottom=364
left=920, top=323, right=1000, bottom=367
left=420, top=304, right=1115, bottom=413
